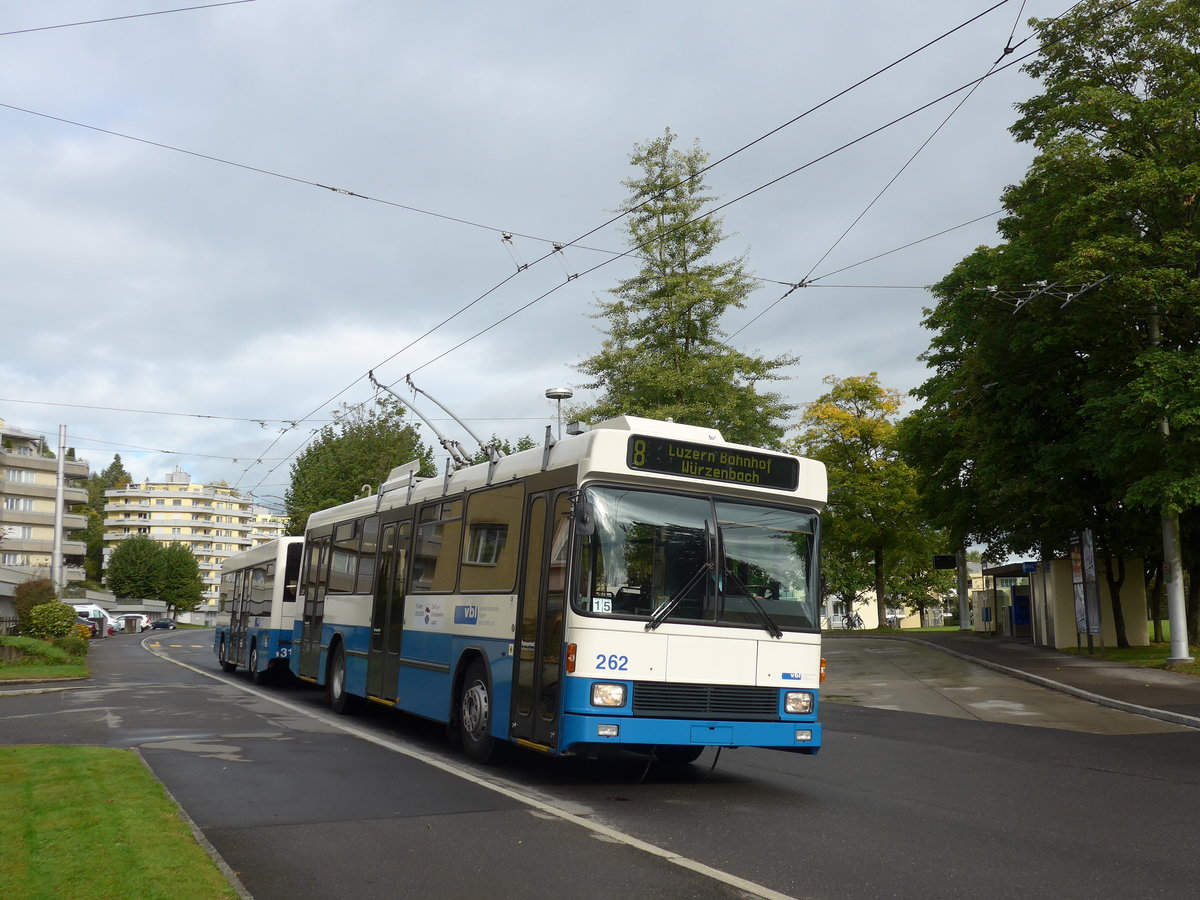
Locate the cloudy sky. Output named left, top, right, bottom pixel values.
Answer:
left=1, top=0, right=1072, bottom=505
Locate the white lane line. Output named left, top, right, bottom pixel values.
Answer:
left=146, top=642, right=801, bottom=900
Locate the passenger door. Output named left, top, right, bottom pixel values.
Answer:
left=367, top=521, right=410, bottom=700
left=510, top=490, right=572, bottom=749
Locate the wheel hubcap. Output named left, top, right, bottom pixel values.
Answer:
left=462, top=681, right=488, bottom=739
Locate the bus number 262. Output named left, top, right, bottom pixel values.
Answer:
left=596, top=653, right=629, bottom=671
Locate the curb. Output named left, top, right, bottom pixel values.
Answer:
left=134, top=749, right=255, bottom=900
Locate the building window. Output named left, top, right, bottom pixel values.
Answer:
left=4, top=469, right=35, bottom=484
left=2, top=553, right=30, bottom=566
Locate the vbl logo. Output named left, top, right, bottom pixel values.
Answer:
left=454, top=605, right=479, bottom=625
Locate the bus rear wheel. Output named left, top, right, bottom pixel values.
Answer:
left=218, top=639, right=236, bottom=673
left=328, top=644, right=355, bottom=714
left=459, top=660, right=497, bottom=764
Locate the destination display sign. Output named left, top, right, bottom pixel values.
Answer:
left=626, top=434, right=799, bottom=490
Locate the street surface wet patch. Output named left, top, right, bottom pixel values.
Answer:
left=823, top=637, right=1191, bottom=734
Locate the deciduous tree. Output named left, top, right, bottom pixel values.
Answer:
left=159, top=542, right=203, bottom=615
left=285, top=398, right=434, bottom=535
left=902, top=0, right=1200, bottom=647
left=104, top=535, right=165, bottom=601
left=793, top=374, right=949, bottom=627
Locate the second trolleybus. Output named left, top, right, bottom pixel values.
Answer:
left=214, top=536, right=304, bottom=683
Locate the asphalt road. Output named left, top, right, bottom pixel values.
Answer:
left=4, top=631, right=1200, bottom=899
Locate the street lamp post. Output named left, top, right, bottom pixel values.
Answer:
left=545, top=387, right=573, bottom=439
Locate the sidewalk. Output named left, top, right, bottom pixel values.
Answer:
left=843, top=630, right=1200, bottom=729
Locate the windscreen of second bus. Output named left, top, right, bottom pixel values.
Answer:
left=574, top=486, right=818, bottom=631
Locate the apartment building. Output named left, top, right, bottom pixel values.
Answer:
left=103, top=467, right=288, bottom=621
left=0, top=417, right=88, bottom=592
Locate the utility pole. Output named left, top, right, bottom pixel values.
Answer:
left=1149, top=307, right=1194, bottom=664
left=956, top=548, right=970, bottom=632
left=51, top=425, right=66, bottom=591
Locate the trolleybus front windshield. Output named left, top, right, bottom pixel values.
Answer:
left=574, top=486, right=818, bottom=632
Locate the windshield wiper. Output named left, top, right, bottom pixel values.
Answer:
left=644, top=561, right=712, bottom=631
left=645, top=522, right=713, bottom=632
left=717, top=529, right=783, bottom=639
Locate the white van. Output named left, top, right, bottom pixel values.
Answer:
left=72, top=605, right=118, bottom=634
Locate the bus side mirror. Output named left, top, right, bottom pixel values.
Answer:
left=574, top=492, right=594, bottom=536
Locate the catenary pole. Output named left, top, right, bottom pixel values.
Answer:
left=1149, top=308, right=1194, bottom=664
left=51, top=424, right=66, bottom=591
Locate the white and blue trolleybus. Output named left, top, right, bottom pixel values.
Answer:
left=214, top=536, right=304, bottom=684
left=289, top=415, right=826, bottom=763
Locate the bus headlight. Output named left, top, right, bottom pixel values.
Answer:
left=785, top=691, right=814, bottom=714
left=591, top=683, right=627, bottom=707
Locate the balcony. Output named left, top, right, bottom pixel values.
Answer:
left=2, top=482, right=88, bottom=504
left=0, top=451, right=88, bottom=478
left=0, top=538, right=86, bottom=556
left=0, top=510, right=86, bottom=529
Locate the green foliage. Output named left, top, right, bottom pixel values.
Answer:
left=470, top=434, right=536, bottom=464
left=285, top=398, right=434, bottom=535
left=0, top=635, right=73, bottom=665
left=792, top=374, right=951, bottom=624
left=13, top=578, right=57, bottom=632
left=25, top=602, right=80, bottom=640
left=71, top=454, right=132, bottom=582
left=575, top=128, right=795, bottom=447
left=105, top=535, right=166, bottom=599
left=903, top=0, right=1200, bottom=647
left=52, top=632, right=90, bottom=657
left=159, top=542, right=204, bottom=613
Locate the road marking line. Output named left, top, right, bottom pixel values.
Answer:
left=147, top=641, right=801, bottom=900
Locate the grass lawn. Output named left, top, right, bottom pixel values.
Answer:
left=0, top=636, right=88, bottom=682
left=0, top=745, right=239, bottom=900
left=1063, top=641, right=1200, bottom=678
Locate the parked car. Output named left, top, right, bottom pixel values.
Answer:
left=150, top=619, right=177, bottom=630
left=75, top=616, right=98, bottom=637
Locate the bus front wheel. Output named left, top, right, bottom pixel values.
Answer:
left=250, top=644, right=269, bottom=685
left=459, top=660, right=497, bottom=764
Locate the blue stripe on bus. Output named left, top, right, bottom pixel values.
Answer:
left=315, top=626, right=514, bottom=740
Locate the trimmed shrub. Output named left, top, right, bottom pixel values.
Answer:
left=26, top=603, right=80, bottom=640
left=52, top=633, right=90, bottom=658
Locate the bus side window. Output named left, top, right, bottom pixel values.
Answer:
left=412, top=500, right=462, bottom=592
left=460, top=483, right=524, bottom=592
left=282, top=541, right=302, bottom=603
left=329, top=521, right=360, bottom=593
left=357, top=516, right=380, bottom=594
